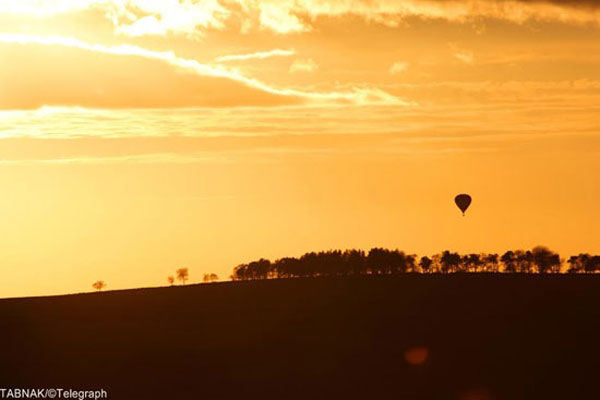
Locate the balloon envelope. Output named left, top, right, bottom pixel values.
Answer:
left=454, top=194, right=472, bottom=215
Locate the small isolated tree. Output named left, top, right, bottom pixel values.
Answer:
left=204, top=273, right=219, bottom=282
left=167, top=276, right=175, bottom=286
left=92, top=281, right=106, bottom=291
left=176, top=268, right=189, bottom=285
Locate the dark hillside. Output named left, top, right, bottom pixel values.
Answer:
left=1, top=275, right=599, bottom=399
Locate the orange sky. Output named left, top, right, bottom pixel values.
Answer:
left=1, top=0, right=600, bottom=297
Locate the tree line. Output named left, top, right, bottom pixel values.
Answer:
left=92, top=268, right=220, bottom=292
left=231, top=247, right=600, bottom=280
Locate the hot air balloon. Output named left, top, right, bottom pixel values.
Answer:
left=454, top=194, right=472, bottom=216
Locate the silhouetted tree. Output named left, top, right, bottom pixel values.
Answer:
left=368, top=248, right=408, bottom=275
left=532, top=246, right=561, bottom=274
left=568, top=255, right=583, bottom=273
left=501, top=251, right=517, bottom=273
left=419, top=256, right=433, bottom=273
left=232, top=264, right=248, bottom=280
left=345, top=249, right=366, bottom=276
left=176, top=268, right=189, bottom=285
left=230, top=246, right=590, bottom=279
left=367, top=248, right=385, bottom=275
left=406, top=254, right=417, bottom=273
left=440, top=251, right=461, bottom=273
left=515, top=250, right=534, bottom=273
left=203, top=273, right=219, bottom=282
left=390, top=250, right=409, bottom=274
left=567, top=254, right=600, bottom=273
left=248, top=259, right=271, bottom=279
left=463, top=254, right=483, bottom=272
left=167, top=276, right=175, bottom=286
left=431, top=254, right=442, bottom=273
left=92, top=281, right=106, bottom=291
left=233, top=259, right=271, bottom=280
left=484, top=254, right=500, bottom=273
left=587, top=256, right=600, bottom=273
left=299, top=252, right=319, bottom=277
left=273, top=257, right=298, bottom=279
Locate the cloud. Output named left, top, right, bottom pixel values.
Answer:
left=449, top=43, right=474, bottom=64
left=216, top=49, right=295, bottom=62
left=233, top=0, right=600, bottom=34
left=115, top=15, right=168, bottom=37
left=454, top=51, right=474, bottom=64
left=0, top=153, right=232, bottom=165
left=4, top=0, right=600, bottom=39
left=0, top=0, right=229, bottom=37
left=389, top=61, right=409, bottom=75
left=0, top=34, right=406, bottom=108
left=0, top=0, right=98, bottom=17
left=111, top=0, right=229, bottom=38
left=240, top=0, right=600, bottom=31
left=257, top=3, right=310, bottom=33
left=289, top=58, right=319, bottom=73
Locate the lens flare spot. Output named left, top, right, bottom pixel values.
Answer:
left=404, top=346, right=429, bottom=365
left=460, top=387, right=493, bottom=400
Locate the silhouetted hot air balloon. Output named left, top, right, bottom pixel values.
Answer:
left=454, top=194, right=472, bottom=216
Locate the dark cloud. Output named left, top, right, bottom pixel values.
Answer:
left=427, top=0, right=600, bottom=6
left=523, top=0, right=600, bottom=5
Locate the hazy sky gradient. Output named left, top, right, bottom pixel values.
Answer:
left=1, top=0, right=599, bottom=297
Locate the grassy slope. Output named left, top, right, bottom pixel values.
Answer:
left=1, top=275, right=599, bottom=400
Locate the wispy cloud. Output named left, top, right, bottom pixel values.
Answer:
left=0, top=33, right=407, bottom=107
left=289, top=58, right=319, bottom=73
left=389, top=61, right=409, bottom=75
left=216, top=49, right=295, bottom=62
left=450, top=43, right=474, bottom=64
left=0, top=153, right=233, bottom=165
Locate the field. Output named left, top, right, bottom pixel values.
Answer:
left=1, top=275, right=599, bottom=399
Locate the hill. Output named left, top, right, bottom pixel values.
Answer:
left=1, top=275, right=599, bottom=399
